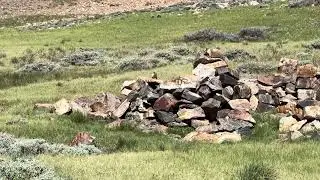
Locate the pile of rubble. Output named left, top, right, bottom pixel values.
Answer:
left=35, top=48, right=320, bottom=143
left=255, top=58, right=320, bottom=140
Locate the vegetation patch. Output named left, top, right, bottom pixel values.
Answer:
left=234, top=162, right=277, bottom=180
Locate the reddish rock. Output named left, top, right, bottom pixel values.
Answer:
left=228, top=99, right=251, bottom=111
left=257, top=75, right=285, bottom=87
left=153, top=93, right=178, bottom=111
left=297, top=64, right=317, bottom=78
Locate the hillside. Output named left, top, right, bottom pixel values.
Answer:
left=0, top=0, right=189, bottom=17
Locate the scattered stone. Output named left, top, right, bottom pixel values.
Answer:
left=183, top=131, right=241, bottom=144
left=177, top=107, right=206, bottom=120
left=258, top=94, right=275, bottom=105
left=296, top=77, right=317, bottom=89
left=70, top=132, right=95, bottom=146
left=217, top=117, right=254, bottom=132
left=219, top=73, right=238, bottom=86
left=197, top=85, right=212, bottom=100
left=257, top=102, right=275, bottom=112
left=275, top=87, right=286, bottom=98
left=54, top=99, right=71, bottom=115
left=222, top=86, right=234, bottom=99
left=290, top=130, right=304, bottom=140
left=195, top=123, right=219, bottom=133
left=217, top=109, right=255, bottom=123
left=34, top=103, right=54, bottom=112
left=228, top=99, right=251, bottom=111
left=249, top=95, right=259, bottom=111
left=285, top=83, right=296, bottom=94
left=192, top=63, right=216, bottom=78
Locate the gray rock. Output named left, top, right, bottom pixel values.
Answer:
left=182, top=89, right=202, bottom=103
left=197, top=85, right=212, bottom=100
left=296, top=77, right=317, bottom=89
left=217, top=117, right=254, bottom=132
left=220, top=73, right=238, bottom=86
left=191, top=120, right=210, bottom=129
left=297, top=89, right=316, bottom=100
left=201, top=98, right=221, bottom=121
left=258, top=94, right=275, bottom=105
left=222, top=86, right=234, bottom=99
left=234, top=84, right=251, bottom=99
left=285, top=83, right=296, bottom=94
left=154, top=111, right=176, bottom=124
left=228, top=99, right=251, bottom=111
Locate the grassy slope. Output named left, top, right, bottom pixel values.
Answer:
left=1, top=3, right=320, bottom=179
left=39, top=142, right=320, bottom=179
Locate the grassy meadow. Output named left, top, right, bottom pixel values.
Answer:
left=0, top=2, right=320, bottom=179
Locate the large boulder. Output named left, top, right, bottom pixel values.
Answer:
left=54, top=99, right=71, bottom=115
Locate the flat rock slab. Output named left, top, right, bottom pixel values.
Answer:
left=182, top=90, right=202, bottom=103
left=258, top=94, right=275, bottom=105
left=228, top=99, right=251, bottom=111
left=192, top=63, right=216, bottom=78
left=217, top=109, right=256, bottom=123
left=113, top=99, right=130, bottom=118
left=183, top=131, right=241, bottom=144
left=154, top=111, right=176, bottom=124
left=217, top=117, right=254, bottom=132
left=296, top=77, right=318, bottom=89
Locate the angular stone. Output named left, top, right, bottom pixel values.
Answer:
left=125, top=111, right=144, bottom=121
left=145, top=109, right=155, bottom=119
left=181, top=90, right=202, bottom=103
left=201, top=98, right=221, bottom=121
left=297, top=89, right=316, bottom=100
left=193, top=55, right=223, bottom=68
left=122, top=80, right=138, bottom=90
left=205, top=48, right=224, bottom=58
left=280, top=94, right=297, bottom=104
left=258, top=84, right=273, bottom=94
left=217, top=117, right=254, bottom=132
left=154, top=111, right=176, bottom=124
left=199, top=76, right=223, bottom=92
left=239, top=79, right=259, bottom=95
left=290, top=130, right=304, bottom=140
left=192, top=63, right=216, bottom=78
left=153, top=93, right=178, bottom=111
left=278, top=58, right=298, bottom=74
left=297, top=100, right=320, bottom=108
left=159, top=82, right=180, bottom=91
left=275, top=87, right=286, bottom=98
left=257, top=102, right=275, bottom=112
left=113, top=99, right=130, bottom=118
left=234, top=84, right=251, bottom=99
left=285, top=83, right=296, bottom=94
left=304, top=105, right=320, bottom=119
left=191, top=120, right=210, bottom=129
left=54, top=98, right=71, bottom=115
left=214, top=132, right=242, bottom=143
left=279, top=116, right=298, bottom=133
left=217, top=109, right=255, bottom=123
left=297, top=64, right=317, bottom=78
left=300, top=120, right=320, bottom=137
left=172, top=88, right=184, bottom=99
left=229, top=99, right=251, bottom=111
left=258, top=94, right=275, bottom=105
left=222, top=86, right=234, bottom=99
left=214, top=94, right=230, bottom=104
left=296, top=77, right=317, bottom=89
left=206, top=60, right=228, bottom=69
left=249, top=95, right=259, bottom=111
left=177, top=107, right=206, bottom=120
left=289, top=120, right=307, bottom=132
left=121, top=88, right=132, bottom=96
left=70, top=102, right=88, bottom=115
left=215, top=66, right=230, bottom=75
left=34, top=103, right=54, bottom=112
left=257, top=76, right=274, bottom=86
left=219, top=73, right=238, bottom=86
left=197, top=85, right=212, bottom=100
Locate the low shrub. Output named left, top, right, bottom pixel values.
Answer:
left=0, top=158, right=61, bottom=180
left=234, top=162, right=277, bottom=180
left=183, top=28, right=240, bottom=42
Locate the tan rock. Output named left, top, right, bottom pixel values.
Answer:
left=278, top=58, right=298, bottom=74
left=192, top=64, right=216, bottom=78
left=183, top=132, right=219, bottom=142
left=297, top=89, right=316, bottom=100
left=121, top=88, right=132, bottom=96
left=113, top=99, right=130, bottom=118
left=289, top=120, right=307, bottom=132
left=178, top=107, right=206, bottom=120
left=54, top=98, right=71, bottom=115
left=279, top=116, right=298, bottom=133
left=249, top=95, right=259, bottom=111
left=290, top=130, right=304, bottom=140
left=206, top=48, right=224, bottom=58
left=191, top=120, right=210, bottom=128
left=215, top=132, right=242, bottom=143
left=304, top=105, right=320, bottom=119
left=297, top=64, right=317, bottom=78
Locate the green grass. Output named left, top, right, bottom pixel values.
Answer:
left=38, top=141, right=320, bottom=179
left=0, top=4, right=319, bottom=58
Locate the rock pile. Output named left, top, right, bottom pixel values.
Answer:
left=254, top=58, right=320, bottom=140
left=36, top=48, right=320, bottom=143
